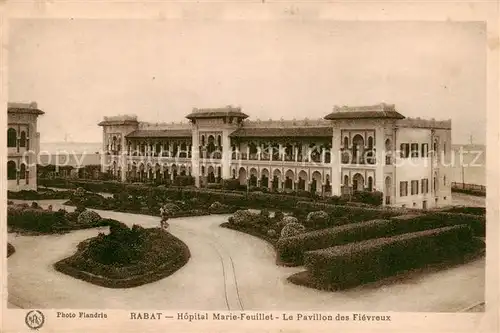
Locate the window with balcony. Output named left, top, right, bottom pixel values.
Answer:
left=400, top=181, right=408, bottom=197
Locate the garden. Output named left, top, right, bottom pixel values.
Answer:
left=7, top=201, right=114, bottom=234
left=222, top=206, right=486, bottom=290
left=54, top=222, right=190, bottom=288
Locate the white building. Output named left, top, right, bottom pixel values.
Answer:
left=99, top=103, right=452, bottom=209
left=7, top=102, right=44, bottom=191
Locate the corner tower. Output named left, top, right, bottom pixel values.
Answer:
left=98, top=115, right=139, bottom=181
left=186, top=106, right=249, bottom=187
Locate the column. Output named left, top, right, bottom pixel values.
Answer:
left=321, top=148, right=326, bottom=164
left=375, top=125, right=385, bottom=196
left=221, top=129, right=231, bottom=180
left=294, top=146, right=298, bottom=162
left=192, top=128, right=200, bottom=187
left=330, top=124, right=342, bottom=196
left=279, top=144, right=284, bottom=161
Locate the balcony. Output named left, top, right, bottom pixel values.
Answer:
left=249, top=153, right=258, bottom=160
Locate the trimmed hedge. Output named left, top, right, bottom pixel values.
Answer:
left=39, top=178, right=388, bottom=209
left=277, top=211, right=485, bottom=265
left=438, top=206, right=486, bottom=216
left=7, top=189, right=74, bottom=200
left=304, top=225, right=478, bottom=289
left=54, top=227, right=191, bottom=288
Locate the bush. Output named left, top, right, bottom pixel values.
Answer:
left=8, top=206, right=67, bottom=233
left=267, top=229, right=277, bottom=238
left=277, top=212, right=485, bottom=265
left=273, top=211, right=284, bottom=221
left=351, top=191, right=383, bottom=206
left=305, top=211, right=329, bottom=229
left=209, top=201, right=230, bottom=214
left=162, top=203, right=180, bottom=213
left=77, top=210, right=102, bottom=226
left=260, top=209, right=270, bottom=218
left=280, top=222, right=306, bottom=238
left=31, top=202, right=40, bottom=209
left=230, top=210, right=258, bottom=225
left=304, top=225, right=477, bottom=289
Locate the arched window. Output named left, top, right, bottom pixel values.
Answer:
left=343, top=175, right=349, bottom=186
left=217, top=135, right=222, bottom=147
left=343, top=137, right=349, bottom=148
left=20, top=131, right=26, bottom=148
left=201, top=135, right=206, bottom=146
left=368, top=137, right=374, bottom=149
left=368, top=176, right=373, bottom=191
left=201, top=166, right=205, bottom=176
left=7, top=128, right=17, bottom=148
left=7, top=161, right=16, bottom=180
left=19, top=163, right=26, bottom=179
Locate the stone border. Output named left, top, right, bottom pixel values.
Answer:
left=53, top=231, right=191, bottom=289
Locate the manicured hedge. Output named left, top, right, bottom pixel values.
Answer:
left=39, top=178, right=386, bottom=209
left=438, top=206, right=486, bottom=216
left=7, top=189, right=74, bottom=200
left=277, top=211, right=485, bottom=265
left=304, top=225, right=478, bottom=289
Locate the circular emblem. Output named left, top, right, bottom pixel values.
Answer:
left=25, top=310, right=45, bottom=330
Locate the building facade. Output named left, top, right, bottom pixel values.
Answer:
left=7, top=102, right=44, bottom=191
left=99, top=103, right=452, bottom=209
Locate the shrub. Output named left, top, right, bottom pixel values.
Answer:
left=162, top=203, right=180, bottom=213
left=267, top=229, right=277, bottom=238
left=77, top=210, right=102, bottom=226
left=209, top=201, right=229, bottom=214
left=260, top=209, right=270, bottom=218
left=351, top=190, right=383, bottom=206
left=280, top=222, right=306, bottom=238
left=31, top=202, right=40, bottom=209
left=230, top=210, right=258, bottom=225
left=8, top=206, right=67, bottom=233
left=273, top=211, right=284, bottom=221
left=222, top=179, right=241, bottom=191
left=305, top=211, right=329, bottom=229
left=304, top=225, right=477, bottom=289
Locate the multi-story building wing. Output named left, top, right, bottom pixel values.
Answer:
left=99, top=103, right=452, bottom=209
left=7, top=102, right=44, bottom=191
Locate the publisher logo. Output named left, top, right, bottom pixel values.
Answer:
left=25, top=310, right=45, bottom=330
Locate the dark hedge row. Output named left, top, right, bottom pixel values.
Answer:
left=54, top=227, right=191, bottom=288
left=7, top=189, right=74, bottom=200
left=276, top=211, right=485, bottom=266
left=38, top=178, right=384, bottom=208
left=438, top=206, right=486, bottom=216
left=304, top=225, right=480, bottom=290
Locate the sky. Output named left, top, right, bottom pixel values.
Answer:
left=9, top=19, right=486, bottom=144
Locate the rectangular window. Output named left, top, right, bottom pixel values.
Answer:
left=411, top=180, right=419, bottom=195
left=400, top=143, right=410, bottom=158
left=400, top=181, right=408, bottom=197
left=421, top=143, right=429, bottom=157
left=410, top=144, right=419, bottom=158
left=421, top=178, right=429, bottom=194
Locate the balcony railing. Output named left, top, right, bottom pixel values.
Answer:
left=249, top=153, right=258, bottom=160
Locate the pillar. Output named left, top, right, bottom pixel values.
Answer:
left=222, top=129, right=231, bottom=180
left=192, top=128, right=200, bottom=187
left=330, top=124, right=342, bottom=196
left=375, top=125, right=385, bottom=196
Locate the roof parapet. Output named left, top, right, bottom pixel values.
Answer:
left=397, top=117, right=451, bottom=129
left=333, top=103, right=396, bottom=113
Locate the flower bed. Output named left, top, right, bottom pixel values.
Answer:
left=54, top=225, right=190, bottom=288
left=7, top=243, right=15, bottom=257
left=7, top=203, right=112, bottom=234
left=297, top=225, right=484, bottom=291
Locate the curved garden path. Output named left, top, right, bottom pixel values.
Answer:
left=8, top=199, right=485, bottom=311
